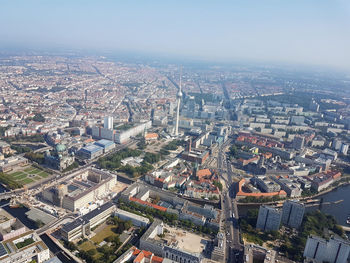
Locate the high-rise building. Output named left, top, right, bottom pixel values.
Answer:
left=309, top=99, right=320, bottom=112
left=174, top=71, right=182, bottom=136
left=333, top=138, right=343, bottom=151
left=281, top=200, right=305, bottom=229
left=304, top=235, right=350, bottom=263
left=104, top=116, right=113, bottom=130
left=293, top=135, right=305, bottom=150
left=256, top=205, right=281, bottom=231
left=340, top=143, right=349, bottom=155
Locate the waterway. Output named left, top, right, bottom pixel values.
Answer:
left=308, top=184, right=350, bottom=226
left=0, top=184, right=38, bottom=229
left=238, top=184, right=350, bottom=228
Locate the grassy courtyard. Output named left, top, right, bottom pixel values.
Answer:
left=91, top=225, right=118, bottom=243
left=5, top=166, right=50, bottom=185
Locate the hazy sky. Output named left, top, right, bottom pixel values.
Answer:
left=1, top=0, right=350, bottom=71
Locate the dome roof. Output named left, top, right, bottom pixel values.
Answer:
left=56, top=144, right=66, bottom=152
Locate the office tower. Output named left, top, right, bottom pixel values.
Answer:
left=293, top=135, right=305, bottom=150
left=256, top=205, right=281, bottom=231
left=174, top=70, right=182, bottom=136
left=304, top=236, right=350, bottom=263
left=104, top=116, right=113, bottom=130
left=281, top=200, right=305, bottom=229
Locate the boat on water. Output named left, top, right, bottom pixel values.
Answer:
left=347, top=216, right=350, bottom=225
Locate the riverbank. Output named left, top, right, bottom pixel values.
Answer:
left=237, top=180, right=350, bottom=206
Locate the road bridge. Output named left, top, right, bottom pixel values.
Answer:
left=0, top=192, right=15, bottom=201
left=341, top=225, right=350, bottom=232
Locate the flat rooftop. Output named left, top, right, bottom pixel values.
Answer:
left=155, top=225, right=209, bottom=254
left=0, top=209, right=13, bottom=224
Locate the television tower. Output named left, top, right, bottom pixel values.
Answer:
left=174, top=69, right=183, bottom=136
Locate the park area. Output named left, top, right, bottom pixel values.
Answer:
left=5, top=166, right=50, bottom=185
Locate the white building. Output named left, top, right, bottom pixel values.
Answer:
left=104, top=116, right=113, bottom=130
left=0, top=231, right=50, bottom=263
left=114, top=209, right=150, bottom=227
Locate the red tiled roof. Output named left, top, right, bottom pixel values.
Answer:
left=129, top=197, right=167, bottom=212
left=152, top=256, right=163, bottom=263
left=197, top=168, right=211, bottom=178
left=134, top=252, right=144, bottom=263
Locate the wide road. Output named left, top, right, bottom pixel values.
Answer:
left=218, top=139, right=243, bottom=263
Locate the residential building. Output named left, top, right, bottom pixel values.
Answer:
left=256, top=206, right=281, bottom=231
left=340, top=143, right=349, bottom=155
left=293, top=135, right=305, bottom=150
left=281, top=200, right=305, bottom=229
left=304, top=235, right=350, bottom=263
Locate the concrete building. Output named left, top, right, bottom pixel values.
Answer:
left=92, top=126, right=115, bottom=141
left=340, top=143, right=349, bottom=155
left=104, top=116, right=113, bottom=130
left=139, top=220, right=202, bottom=263
left=115, top=121, right=152, bottom=144
left=321, top=149, right=338, bottom=161
left=78, top=144, right=104, bottom=160
left=0, top=209, right=26, bottom=241
left=211, top=232, right=225, bottom=262
left=304, top=235, right=350, bottom=263
left=181, top=149, right=209, bottom=165
left=333, top=138, right=343, bottom=151
left=121, top=183, right=221, bottom=230
left=61, top=202, right=116, bottom=241
left=42, top=168, right=117, bottom=211
left=290, top=116, right=305, bottom=125
left=292, top=136, right=305, bottom=150
left=0, top=142, right=11, bottom=155
left=114, top=209, right=150, bottom=227
left=94, top=139, right=115, bottom=153
left=0, top=231, right=50, bottom=263
left=244, top=244, right=276, bottom=263
left=311, top=136, right=326, bottom=147
left=113, top=246, right=165, bottom=263
left=281, top=200, right=304, bottom=229
left=0, top=156, right=28, bottom=173
left=256, top=206, right=281, bottom=231
left=254, top=177, right=281, bottom=193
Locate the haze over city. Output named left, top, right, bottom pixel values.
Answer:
left=1, top=0, right=350, bottom=71
left=0, top=1, right=349, bottom=263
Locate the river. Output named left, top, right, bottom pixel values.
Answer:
left=308, top=184, right=350, bottom=226
left=0, top=184, right=38, bottom=229
left=238, top=184, right=350, bottom=227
